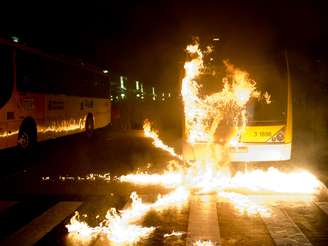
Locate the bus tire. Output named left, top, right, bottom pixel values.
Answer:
left=17, top=118, right=37, bottom=151
left=85, top=114, right=94, bottom=138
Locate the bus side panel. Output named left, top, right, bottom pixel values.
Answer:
left=0, top=95, right=21, bottom=149
left=93, top=98, right=111, bottom=129
left=39, top=95, right=111, bottom=142
left=17, top=92, right=46, bottom=144
left=0, top=106, right=8, bottom=148
left=40, top=95, right=85, bottom=141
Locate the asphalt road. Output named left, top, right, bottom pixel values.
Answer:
left=0, top=126, right=328, bottom=245
left=0, top=126, right=175, bottom=198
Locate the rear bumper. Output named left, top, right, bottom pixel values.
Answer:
left=182, top=142, right=291, bottom=162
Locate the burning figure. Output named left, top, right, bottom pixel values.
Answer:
left=181, top=41, right=265, bottom=176
left=182, top=42, right=259, bottom=145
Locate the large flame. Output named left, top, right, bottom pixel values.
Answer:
left=66, top=41, right=324, bottom=244
left=66, top=187, right=189, bottom=244
left=143, top=119, right=183, bottom=160
left=181, top=42, right=263, bottom=144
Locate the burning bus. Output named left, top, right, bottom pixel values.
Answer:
left=181, top=43, right=292, bottom=163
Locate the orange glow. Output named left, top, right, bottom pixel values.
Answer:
left=39, top=118, right=86, bottom=134
left=0, top=130, right=18, bottom=138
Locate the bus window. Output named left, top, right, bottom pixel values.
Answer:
left=16, top=50, right=110, bottom=98
left=247, top=96, right=285, bottom=124
left=0, top=45, right=13, bottom=108
left=16, top=51, right=50, bottom=93
left=246, top=66, right=287, bottom=125
left=78, top=69, right=110, bottom=98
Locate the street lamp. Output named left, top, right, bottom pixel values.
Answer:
left=11, top=36, right=19, bottom=43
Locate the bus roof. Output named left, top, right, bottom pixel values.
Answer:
left=0, top=37, right=109, bottom=77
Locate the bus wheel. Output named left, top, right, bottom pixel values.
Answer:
left=85, top=114, right=94, bottom=138
left=17, top=119, right=37, bottom=151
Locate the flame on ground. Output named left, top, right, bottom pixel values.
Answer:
left=66, top=187, right=189, bottom=244
left=41, top=173, right=111, bottom=182
left=163, top=230, right=185, bottom=238
left=119, top=171, right=183, bottom=188
left=229, top=167, right=322, bottom=194
left=119, top=162, right=323, bottom=195
left=66, top=117, right=323, bottom=244
left=193, top=240, right=215, bottom=246
left=218, top=191, right=271, bottom=217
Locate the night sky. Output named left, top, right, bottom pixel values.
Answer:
left=1, top=1, right=327, bottom=92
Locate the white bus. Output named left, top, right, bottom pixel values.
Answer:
left=0, top=38, right=111, bottom=150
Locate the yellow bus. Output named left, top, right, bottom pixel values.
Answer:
left=183, top=58, right=292, bottom=162
left=0, top=38, right=111, bottom=150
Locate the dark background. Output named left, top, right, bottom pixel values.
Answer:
left=1, top=1, right=327, bottom=89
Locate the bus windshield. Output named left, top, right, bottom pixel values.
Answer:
left=0, top=45, right=13, bottom=108
left=246, top=64, right=287, bottom=124
left=247, top=92, right=286, bottom=123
